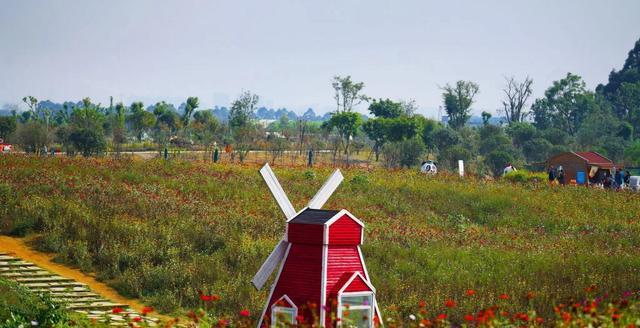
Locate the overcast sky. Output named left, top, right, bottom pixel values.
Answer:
left=1, top=0, right=639, bottom=118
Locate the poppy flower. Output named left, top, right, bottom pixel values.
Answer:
left=296, top=315, right=305, bottom=323
left=239, top=309, right=250, bottom=317
left=211, top=294, right=221, bottom=301
left=141, top=307, right=153, bottom=315
left=535, top=317, right=544, bottom=324
left=499, top=293, right=509, bottom=300
left=436, top=314, right=447, bottom=320
left=200, top=294, right=213, bottom=302
left=112, top=307, right=124, bottom=314
left=419, top=300, right=427, bottom=308
left=464, top=314, right=474, bottom=322
left=526, top=291, right=535, bottom=299
left=466, top=289, right=476, bottom=296
left=132, top=317, right=142, bottom=323
left=444, top=299, right=456, bottom=308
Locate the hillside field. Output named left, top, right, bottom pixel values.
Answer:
left=0, top=155, right=639, bottom=322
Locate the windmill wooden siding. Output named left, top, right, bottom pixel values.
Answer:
left=261, top=209, right=378, bottom=327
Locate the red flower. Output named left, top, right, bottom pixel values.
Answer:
left=211, top=294, right=221, bottom=301
left=200, top=294, right=213, bottom=302
left=141, top=307, right=153, bottom=315
left=436, top=314, right=447, bottom=320
left=535, top=317, right=544, bottom=324
left=132, top=317, right=142, bottom=323
left=296, top=315, right=305, bottom=323
left=418, top=300, right=427, bottom=308
left=444, top=299, right=456, bottom=308
left=612, top=313, right=621, bottom=321
left=526, top=291, right=535, bottom=300
left=239, top=309, right=250, bottom=317
left=112, top=307, right=124, bottom=314
left=464, top=314, right=474, bottom=322
left=217, top=319, right=228, bottom=327
left=499, top=293, right=509, bottom=300
left=466, top=289, right=476, bottom=296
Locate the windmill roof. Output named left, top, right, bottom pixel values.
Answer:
left=289, top=208, right=340, bottom=225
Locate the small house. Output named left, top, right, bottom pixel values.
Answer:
left=546, top=151, right=618, bottom=185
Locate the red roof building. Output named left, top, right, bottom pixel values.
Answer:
left=546, top=151, right=618, bottom=184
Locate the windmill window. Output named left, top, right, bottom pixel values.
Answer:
left=271, top=306, right=297, bottom=327
left=338, top=292, right=374, bottom=328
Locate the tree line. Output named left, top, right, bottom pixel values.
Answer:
left=1, top=38, right=639, bottom=175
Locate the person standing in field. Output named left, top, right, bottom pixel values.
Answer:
left=615, top=169, right=623, bottom=190
left=624, top=170, right=631, bottom=186
left=548, top=166, right=556, bottom=184
left=557, top=168, right=566, bottom=185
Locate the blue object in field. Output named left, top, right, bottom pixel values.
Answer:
left=576, top=171, right=586, bottom=185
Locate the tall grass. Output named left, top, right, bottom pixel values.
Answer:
left=0, top=155, right=639, bottom=321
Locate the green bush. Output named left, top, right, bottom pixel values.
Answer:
left=503, top=170, right=547, bottom=184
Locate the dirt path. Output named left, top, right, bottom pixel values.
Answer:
left=0, top=235, right=174, bottom=322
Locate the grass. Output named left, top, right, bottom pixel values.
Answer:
left=0, top=155, right=639, bottom=323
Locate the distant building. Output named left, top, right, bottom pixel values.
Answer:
left=546, top=151, right=618, bottom=185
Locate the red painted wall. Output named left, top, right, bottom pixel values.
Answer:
left=266, top=243, right=323, bottom=325
left=327, top=215, right=362, bottom=245
left=288, top=223, right=324, bottom=244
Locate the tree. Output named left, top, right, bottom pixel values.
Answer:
left=531, top=73, right=596, bottom=135
left=433, top=128, right=460, bottom=153
left=382, top=138, right=425, bottom=168
left=69, top=128, right=106, bottom=157
left=362, top=118, right=388, bottom=161
left=112, top=102, right=127, bottom=156
left=325, top=111, right=362, bottom=164
left=332, top=76, right=369, bottom=113
left=229, top=91, right=259, bottom=129
left=501, top=76, right=533, bottom=124
left=522, top=138, right=552, bottom=162
left=15, top=121, right=47, bottom=153
left=506, top=122, right=538, bottom=149
left=182, top=97, right=199, bottom=131
left=441, top=81, right=479, bottom=129
left=21, top=96, right=38, bottom=119
left=419, top=117, right=441, bottom=155
left=127, top=102, right=156, bottom=141
left=481, top=111, right=492, bottom=126
left=0, top=116, right=17, bottom=140
left=624, top=140, right=640, bottom=166
left=368, top=99, right=404, bottom=118
left=485, top=150, right=514, bottom=176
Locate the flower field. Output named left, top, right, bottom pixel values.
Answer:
left=0, top=155, right=639, bottom=324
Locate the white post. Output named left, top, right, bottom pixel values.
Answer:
left=458, top=160, right=464, bottom=177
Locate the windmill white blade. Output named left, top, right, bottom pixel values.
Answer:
left=252, top=239, right=289, bottom=290
left=260, top=163, right=296, bottom=220
left=307, top=169, right=344, bottom=209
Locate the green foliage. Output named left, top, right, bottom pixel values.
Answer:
left=229, top=91, right=259, bottom=129
left=502, top=170, right=547, bottom=184
left=532, top=73, right=598, bottom=135
left=442, top=81, right=479, bottom=129
left=625, top=141, right=640, bottom=166
left=484, top=150, right=514, bottom=176
left=332, top=75, right=369, bottom=113
left=0, top=278, right=70, bottom=326
left=68, top=128, right=106, bottom=157
left=127, top=102, right=156, bottom=141
left=368, top=99, right=404, bottom=118
left=14, top=120, right=47, bottom=153
left=382, top=138, right=426, bottom=168
left=0, top=116, right=17, bottom=139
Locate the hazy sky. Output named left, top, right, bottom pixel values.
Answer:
left=1, top=0, right=639, bottom=117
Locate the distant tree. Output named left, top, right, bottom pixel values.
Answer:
left=362, top=118, right=388, bottom=161
left=21, top=96, right=38, bottom=119
left=441, top=81, right=479, bottom=129
left=332, top=76, right=369, bottom=113
left=485, top=150, right=514, bottom=176
left=481, top=111, right=492, bottom=126
left=522, top=138, right=552, bottom=162
left=0, top=116, right=17, bottom=140
left=382, top=138, right=425, bottom=168
left=182, top=97, right=199, bottom=129
left=112, top=102, right=127, bottom=156
left=420, top=117, right=441, bottom=156
left=500, top=76, right=534, bottom=124
left=324, top=111, right=362, bottom=164
left=624, top=140, right=640, bottom=166
left=69, top=128, right=106, bottom=157
left=191, top=110, right=222, bottom=145
left=433, top=128, right=460, bottom=153
left=478, top=125, right=512, bottom=156
left=127, top=102, right=156, bottom=141
left=531, top=73, right=596, bottom=135
left=506, top=122, right=538, bottom=149
left=439, top=144, right=472, bottom=170
left=15, top=121, right=47, bottom=153
left=229, top=91, right=259, bottom=129
left=368, top=99, right=404, bottom=118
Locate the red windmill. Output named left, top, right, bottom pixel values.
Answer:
left=253, top=164, right=380, bottom=328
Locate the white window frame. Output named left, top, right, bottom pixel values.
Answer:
left=271, top=295, right=298, bottom=328
left=337, top=291, right=374, bottom=328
